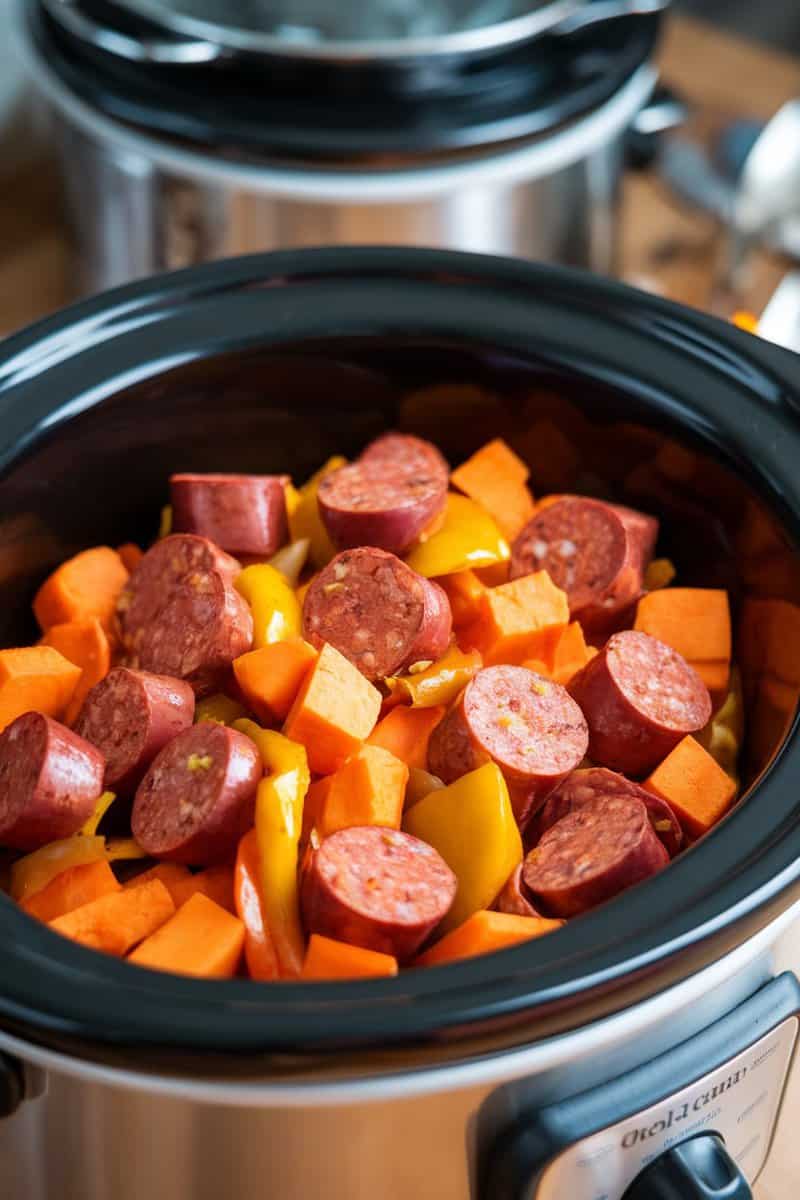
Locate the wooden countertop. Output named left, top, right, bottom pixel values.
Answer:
left=1, top=13, right=800, bottom=1196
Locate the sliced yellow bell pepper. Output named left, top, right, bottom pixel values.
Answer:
left=195, top=693, right=248, bottom=726
left=404, top=762, right=522, bottom=933
left=236, top=563, right=301, bottom=648
left=288, top=456, right=347, bottom=570
left=268, top=538, right=310, bottom=588
left=158, top=505, right=172, bottom=539
left=10, top=836, right=108, bottom=902
left=405, top=494, right=509, bottom=578
left=386, top=644, right=482, bottom=708
left=79, top=791, right=116, bottom=837
left=104, top=838, right=148, bottom=862
left=9, top=830, right=148, bottom=901
left=234, top=718, right=309, bottom=977
left=696, top=665, right=744, bottom=781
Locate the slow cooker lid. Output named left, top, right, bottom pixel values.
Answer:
left=31, top=1, right=661, bottom=158
left=46, top=0, right=663, bottom=61
left=0, top=247, right=799, bottom=1069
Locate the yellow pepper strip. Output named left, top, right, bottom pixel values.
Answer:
left=404, top=762, right=522, bottom=933
left=386, top=644, right=482, bottom=708
left=10, top=827, right=147, bottom=902
left=104, top=838, right=148, bottom=862
left=236, top=563, right=302, bottom=648
left=234, top=718, right=309, bottom=977
left=644, top=558, right=676, bottom=591
left=79, top=791, right=116, bottom=837
left=10, top=836, right=107, bottom=902
left=269, top=538, right=311, bottom=588
left=158, top=505, right=172, bottom=539
left=287, top=456, right=347, bottom=570
left=195, top=693, right=248, bottom=726
left=405, top=494, right=510, bottom=578
left=405, top=767, right=445, bottom=810
left=696, top=664, right=744, bottom=781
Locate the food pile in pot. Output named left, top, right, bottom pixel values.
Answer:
left=0, top=433, right=742, bottom=981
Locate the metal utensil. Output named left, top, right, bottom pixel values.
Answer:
left=727, top=100, right=800, bottom=292
left=757, top=271, right=800, bottom=355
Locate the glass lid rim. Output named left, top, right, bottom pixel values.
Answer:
left=85, top=0, right=583, bottom=60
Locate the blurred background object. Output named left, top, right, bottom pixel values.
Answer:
left=676, top=0, right=800, bottom=53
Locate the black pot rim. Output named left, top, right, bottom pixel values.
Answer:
left=0, top=246, right=799, bottom=1067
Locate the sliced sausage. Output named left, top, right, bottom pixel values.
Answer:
left=493, top=863, right=540, bottom=918
left=302, top=547, right=452, bottom=681
left=132, top=723, right=261, bottom=865
left=116, top=534, right=253, bottom=697
left=427, top=665, right=589, bottom=828
left=75, top=667, right=195, bottom=793
left=300, top=825, right=456, bottom=961
left=359, top=432, right=449, bottom=475
left=509, top=496, right=658, bottom=634
left=170, top=473, right=288, bottom=557
left=568, top=630, right=711, bottom=777
left=537, top=767, right=683, bottom=856
left=0, top=712, right=104, bottom=850
left=610, top=502, right=659, bottom=576
left=318, top=434, right=448, bottom=555
left=523, top=794, right=668, bottom=917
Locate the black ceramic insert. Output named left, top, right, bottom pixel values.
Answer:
left=0, top=247, right=798, bottom=1069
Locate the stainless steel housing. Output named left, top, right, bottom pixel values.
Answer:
left=16, top=1, right=657, bottom=294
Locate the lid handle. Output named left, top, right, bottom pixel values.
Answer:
left=622, top=1134, right=754, bottom=1200
left=555, top=0, right=670, bottom=36
left=41, top=0, right=225, bottom=65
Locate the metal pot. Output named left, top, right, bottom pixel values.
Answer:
left=15, top=0, right=675, bottom=295
left=0, top=246, right=799, bottom=1199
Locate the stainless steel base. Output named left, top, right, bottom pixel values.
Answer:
left=15, top=3, right=656, bottom=296
left=2, top=900, right=798, bottom=1200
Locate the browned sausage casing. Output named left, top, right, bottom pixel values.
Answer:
left=523, top=794, right=669, bottom=917
left=568, top=630, right=711, bottom=777
left=318, top=433, right=449, bottom=555
left=0, top=712, right=104, bottom=850
left=300, top=826, right=456, bottom=961
left=510, top=496, right=658, bottom=635
left=537, top=767, right=683, bottom=856
left=492, top=863, right=540, bottom=918
left=170, top=473, right=288, bottom=556
left=302, top=547, right=452, bottom=681
left=427, top=665, right=589, bottom=828
left=132, top=723, right=261, bottom=865
left=116, top=534, right=253, bottom=697
left=75, top=667, right=195, bottom=794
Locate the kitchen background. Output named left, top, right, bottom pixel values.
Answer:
left=679, top=0, right=800, bottom=51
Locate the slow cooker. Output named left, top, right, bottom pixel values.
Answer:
left=14, top=0, right=677, bottom=295
left=0, top=246, right=799, bottom=1199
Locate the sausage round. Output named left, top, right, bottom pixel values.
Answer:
left=523, top=794, right=669, bottom=917
left=116, top=534, right=253, bottom=697
left=170, top=473, right=288, bottom=557
left=493, top=863, right=540, bottom=918
left=318, top=434, right=448, bottom=555
left=0, top=712, right=104, bottom=850
left=75, top=667, right=195, bottom=793
left=427, top=665, right=589, bottom=828
left=132, top=723, right=261, bottom=865
left=300, top=825, right=456, bottom=961
left=302, top=547, right=452, bottom=681
left=537, top=767, right=683, bottom=856
left=568, top=630, right=712, bottom=777
left=509, top=496, right=658, bottom=633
